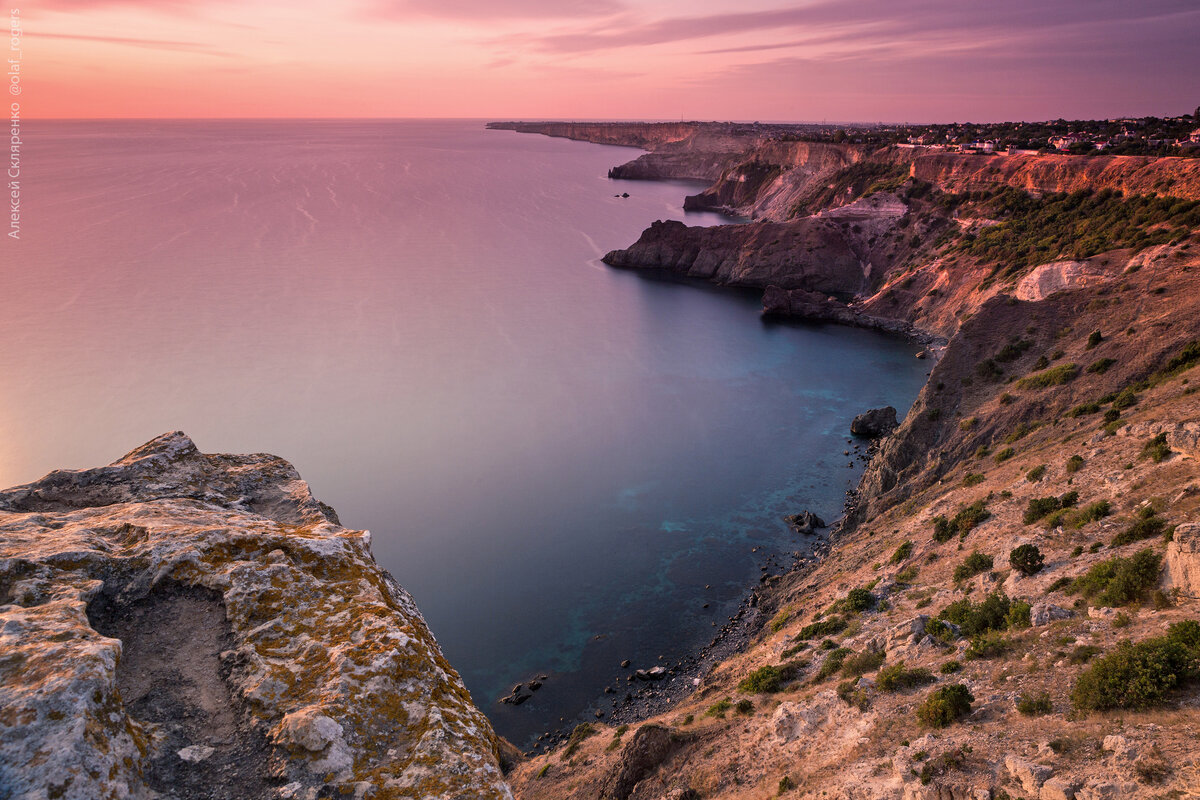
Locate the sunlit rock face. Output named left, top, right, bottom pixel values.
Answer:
left=0, top=432, right=512, bottom=800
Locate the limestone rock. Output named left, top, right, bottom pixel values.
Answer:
left=1030, top=603, right=1074, bottom=626
left=1040, top=776, right=1081, bottom=800
left=1076, top=781, right=1141, bottom=800
left=0, top=433, right=512, bottom=800
left=1101, top=735, right=1136, bottom=760
left=1005, top=755, right=1053, bottom=794
left=852, top=407, right=900, bottom=438
left=770, top=690, right=876, bottom=771
left=1164, top=523, right=1200, bottom=598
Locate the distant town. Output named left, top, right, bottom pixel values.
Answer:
left=720, top=107, right=1200, bottom=157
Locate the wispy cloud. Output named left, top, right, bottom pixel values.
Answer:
left=32, top=30, right=230, bottom=56
left=491, top=0, right=1200, bottom=56
left=371, top=0, right=626, bottom=21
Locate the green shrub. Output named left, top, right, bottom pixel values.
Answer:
left=994, top=447, right=1015, bottom=463
left=1087, top=357, right=1116, bottom=374
left=1005, top=600, right=1033, bottom=630
left=965, top=631, right=1010, bottom=660
left=562, top=723, right=597, bottom=758
left=1111, top=511, right=1167, bottom=547
left=925, top=619, right=956, bottom=645
left=1075, top=500, right=1111, bottom=526
left=995, top=339, right=1033, bottom=362
left=939, top=592, right=1012, bottom=636
left=1150, top=339, right=1200, bottom=383
left=1016, top=363, right=1078, bottom=390
left=953, top=550, right=994, bottom=582
left=738, top=665, right=784, bottom=694
left=795, top=616, right=847, bottom=640
left=999, top=392, right=1015, bottom=405
left=1070, top=548, right=1162, bottom=606
left=1047, top=576, right=1073, bottom=593
left=1071, top=622, right=1200, bottom=711
left=976, top=359, right=1004, bottom=381
left=916, top=684, right=974, bottom=728
left=953, top=500, right=990, bottom=537
left=940, top=659, right=962, bottom=674
left=890, top=541, right=914, bottom=564
left=778, top=775, right=795, bottom=793
left=1068, top=644, right=1102, bottom=664
left=841, top=649, right=885, bottom=678
left=1112, top=387, right=1138, bottom=410
left=877, top=661, right=936, bottom=691
left=1016, top=692, right=1053, bottom=716
left=1141, top=433, right=1172, bottom=463
left=735, top=698, right=754, bottom=714
left=1009, top=544, right=1045, bottom=576
left=1026, top=464, right=1047, bottom=481
left=895, top=565, right=920, bottom=584
left=1060, top=490, right=1079, bottom=507
left=963, top=472, right=985, bottom=487
left=844, top=587, right=876, bottom=613
left=705, top=699, right=732, bottom=718
left=932, top=515, right=954, bottom=543
left=1066, top=454, right=1085, bottom=473
left=1068, top=402, right=1101, bottom=417
left=1024, top=496, right=1063, bottom=524
left=815, top=648, right=852, bottom=682
left=1086, top=330, right=1103, bottom=349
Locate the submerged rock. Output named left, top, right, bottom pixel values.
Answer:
left=0, top=432, right=512, bottom=800
left=784, top=510, right=826, bottom=535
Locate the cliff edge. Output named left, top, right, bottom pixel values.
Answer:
left=0, top=432, right=513, bottom=800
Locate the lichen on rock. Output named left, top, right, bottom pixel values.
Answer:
left=0, top=432, right=512, bottom=800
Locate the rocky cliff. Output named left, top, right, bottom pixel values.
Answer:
left=498, top=121, right=1200, bottom=800
left=0, top=432, right=513, bottom=800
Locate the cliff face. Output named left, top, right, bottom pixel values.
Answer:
left=0, top=433, right=512, bottom=800
left=907, top=151, right=1200, bottom=201
left=603, top=192, right=947, bottom=299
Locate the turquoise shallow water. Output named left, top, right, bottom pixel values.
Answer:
left=1, top=119, right=928, bottom=745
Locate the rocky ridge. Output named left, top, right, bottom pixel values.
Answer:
left=0, top=432, right=513, bottom=800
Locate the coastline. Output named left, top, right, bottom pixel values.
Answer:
left=513, top=129, right=943, bottom=753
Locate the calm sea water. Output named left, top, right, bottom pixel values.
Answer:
left=1, top=119, right=926, bottom=745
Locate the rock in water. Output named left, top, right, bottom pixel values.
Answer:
left=850, top=406, right=899, bottom=438
left=783, top=510, right=826, bottom=535
left=0, top=432, right=512, bottom=800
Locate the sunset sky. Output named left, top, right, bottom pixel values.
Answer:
left=29, top=0, right=1200, bottom=121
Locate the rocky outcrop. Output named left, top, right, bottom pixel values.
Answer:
left=602, top=217, right=892, bottom=293
left=486, top=121, right=702, bottom=151
left=598, top=725, right=679, bottom=800
left=0, top=432, right=512, bottom=800
left=1164, top=523, right=1200, bottom=598
left=851, top=407, right=900, bottom=438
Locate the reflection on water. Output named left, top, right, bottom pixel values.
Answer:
left=0, top=120, right=928, bottom=744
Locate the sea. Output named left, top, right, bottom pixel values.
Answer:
left=1, top=119, right=928, bottom=746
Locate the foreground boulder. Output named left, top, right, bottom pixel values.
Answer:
left=0, top=432, right=512, bottom=800
left=850, top=407, right=899, bottom=438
